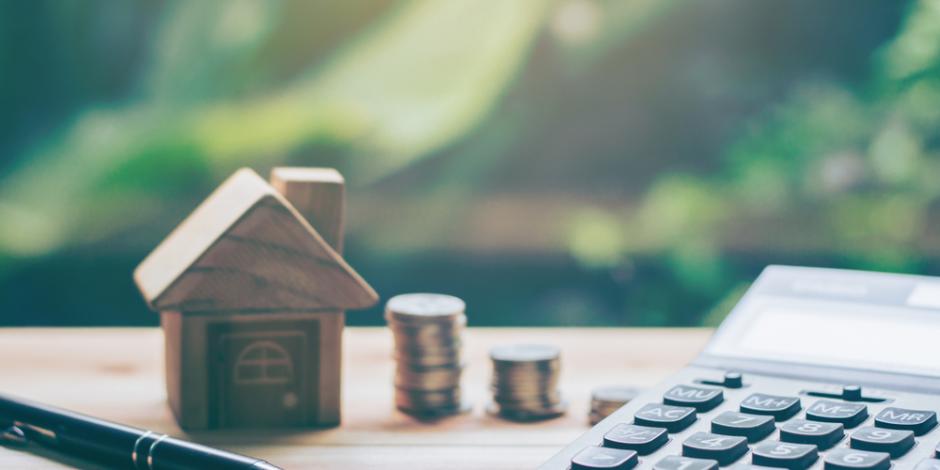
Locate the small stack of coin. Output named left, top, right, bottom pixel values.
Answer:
left=589, top=385, right=641, bottom=424
left=387, top=293, right=468, bottom=417
left=488, top=344, right=567, bottom=421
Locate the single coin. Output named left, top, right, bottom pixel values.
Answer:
left=386, top=293, right=466, bottom=323
left=591, top=385, right=641, bottom=405
left=396, top=400, right=473, bottom=418
left=486, top=400, right=568, bottom=422
left=490, top=344, right=560, bottom=364
left=395, top=388, right=462, bottom=408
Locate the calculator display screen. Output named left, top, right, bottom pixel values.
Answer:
left=706, top=267, right=940, bottom=378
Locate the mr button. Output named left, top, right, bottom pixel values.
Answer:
left=571, top=446, right=638, bottom=470
left=663, top=385, right=724, bottom=412
left=740, top=393, right=801, bottom=420
left=806, top=400, right=868, bottom=428
left=874, top=407, right=937, bottom=435
left=634, top=403, right=697, bottom=433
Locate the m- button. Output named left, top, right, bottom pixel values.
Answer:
left=807, top=400, right=868, bottom=428
left=663, top=385, right=724, bottom=412
left=739, top=393, right=801, bottom=420
left=874, top=407, right=937, bottom=435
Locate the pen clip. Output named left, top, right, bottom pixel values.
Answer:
left=0, top=423, right=28, bottom=448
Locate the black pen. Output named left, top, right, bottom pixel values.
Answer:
left=0, top=393, right=281, bottom=470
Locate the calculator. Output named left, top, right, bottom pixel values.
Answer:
left=540, top=265, right=940, bottom=469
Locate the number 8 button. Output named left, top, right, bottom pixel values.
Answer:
left=779, top=419, right=844, bottom=449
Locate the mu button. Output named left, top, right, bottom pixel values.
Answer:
left=663, top=385, right=724, bottom=412
left=806, top=400, right=868, bottom=428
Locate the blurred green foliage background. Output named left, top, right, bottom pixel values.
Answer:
left=2, top=0, right=939, bottom=327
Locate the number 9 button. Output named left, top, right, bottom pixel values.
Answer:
left=849, top=426, right=915, bottom=458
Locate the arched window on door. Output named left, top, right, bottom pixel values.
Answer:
left=233, top=340, right=295, bottom=385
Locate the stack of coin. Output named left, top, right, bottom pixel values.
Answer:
left=488, top=344, right=567, bottom=421
left=589, top=385, right=640, bottom=424
left=386, top=293, right=468, bottom=417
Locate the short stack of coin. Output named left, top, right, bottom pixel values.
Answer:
left=589, top=386, right=640, bottom=424
left=488, top=344, right=567, bottom=421
left=386, top=293, right=468, bottom=417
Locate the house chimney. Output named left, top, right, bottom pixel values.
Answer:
left=270, top=167, right=345, bottom=254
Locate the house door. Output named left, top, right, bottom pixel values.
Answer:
left=210, top=320, right=319, bottom=428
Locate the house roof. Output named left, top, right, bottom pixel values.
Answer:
left=133, top=168, right=378, bottom=314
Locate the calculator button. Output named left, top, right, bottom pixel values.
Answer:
left=874, top=406, right=937, bottom=435
left=712, top=411, right=775, bottom=442
left=849, top=426, right=915, bottom=457
left=653, top=455, right=719, bottom=470
left=663, top=385, right=724, bottom=412
left=571, top=446, right=638, bottom=470
left=751, top=441, right=818, bottom=469
left=740, top=393, right=801, bottom=420
left=841, top=385, right=863, bottom=401
left=731, top=465, right=776, bottom=470
left=603, top=423, right=669, bottom=455
left=806, top=400, right=868, bottom=428
left=723, top=372, right=744, bottom=388
left=634, top=403, right=697, bottom=433
left=682, top=432, right=749, bottom=466
left=823, top=448, right=889, bottom=470
left=779, top=419, right=844, bottom=449
left=916, top=458, right=940, bottom=469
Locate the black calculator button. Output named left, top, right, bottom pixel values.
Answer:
left=779, top=419, right=844, bottom=449
left=841, top=385, right=863, bottom=401
left=723, top=372, right=744, bottom=388
left=682, top=432, right=748, bottom=466
left=603, top=423, right=669, bottom=455
left=634, top=403, right=697, bottom=433
left=806, top=400, right=868, bottom=428
left=653, top=455, right=718, bottom=470
left=571, top=446, right=638, bottom=470
left=874, top=406, right=938, bottom=436
left=740, top=393, right=801, bottom=420
left=823, top=448, right=889, bottom=470
left=712, top=411, right=775, bottom=442
left=663, top=385, right=724, bottom=412
left=849, top=426, right=915, bottom=457
left=916, top=458, right=940, bottom=469
left=730, top=465, right=776, bottom=470
left=751, top=441, right=818, bottom=469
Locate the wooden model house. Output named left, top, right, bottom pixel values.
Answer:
left=133, top=167, right=378, bottom=429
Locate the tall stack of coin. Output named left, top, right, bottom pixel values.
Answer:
left=386, top=293, right=467, bottom=417
left=589, top=386, right=640, bottom=424
left=488, top=344, right=567, bottom=421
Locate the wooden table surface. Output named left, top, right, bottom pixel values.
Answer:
left=0, top=327, right=711, bottom=469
